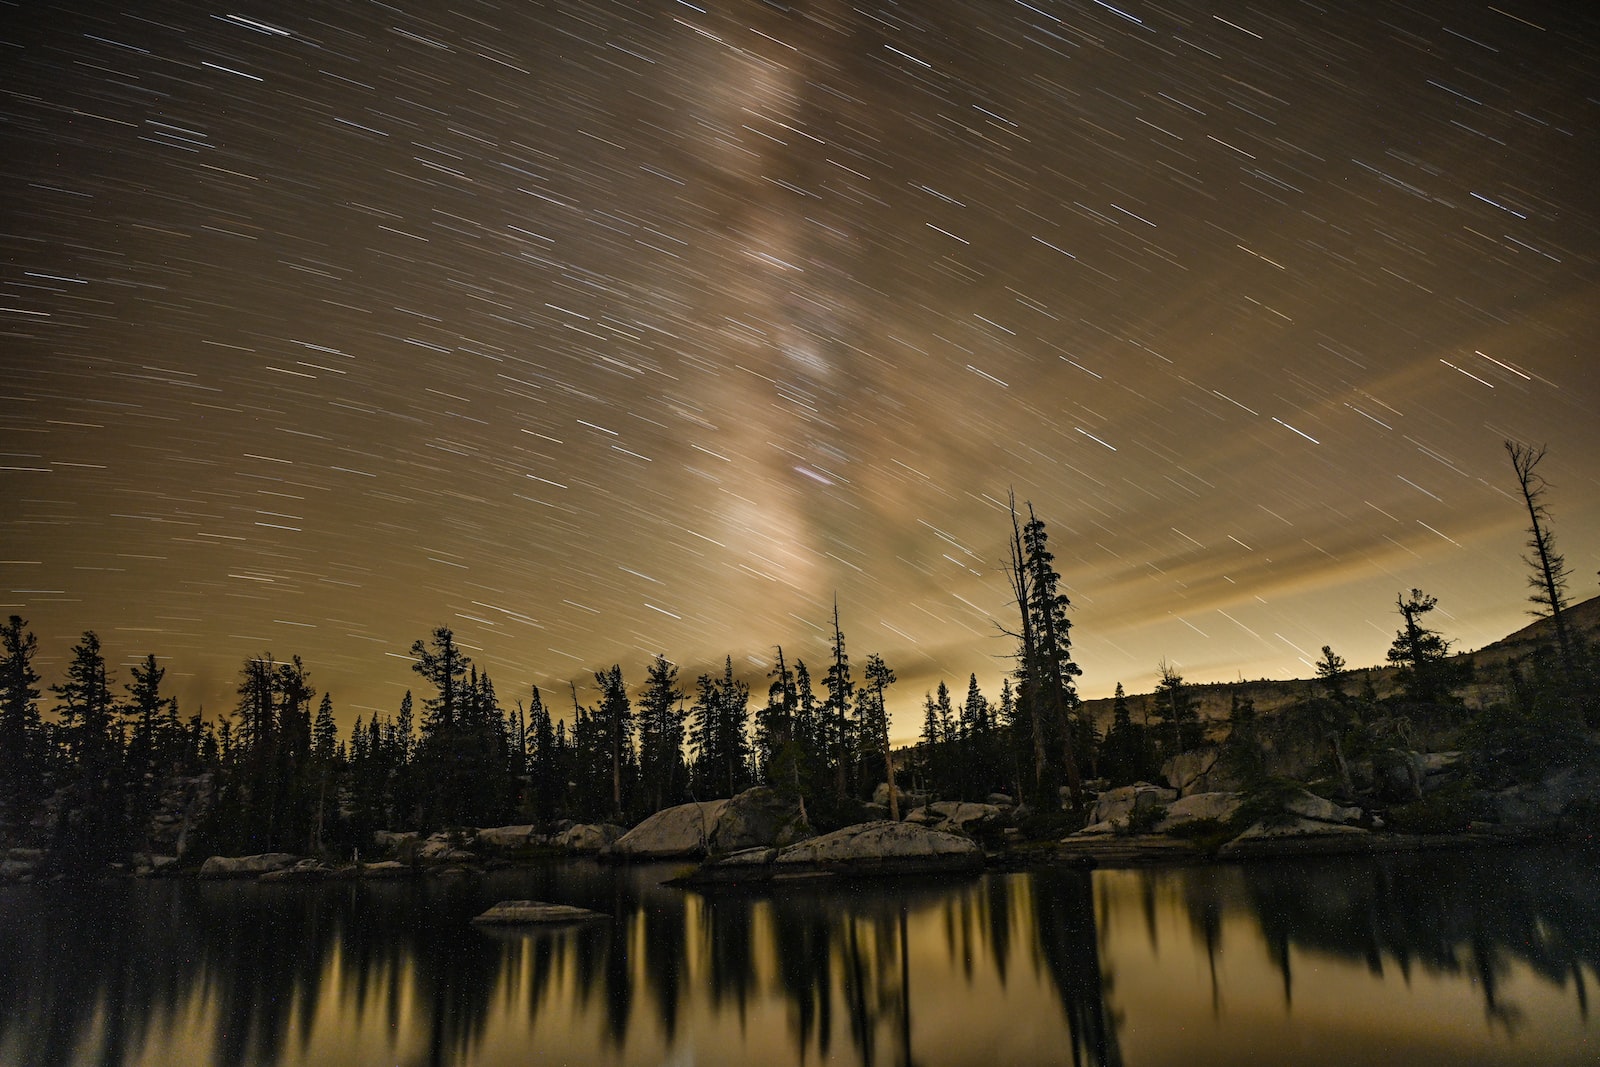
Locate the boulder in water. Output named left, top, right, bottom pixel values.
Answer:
left=472, top=900, right=606, bottom=925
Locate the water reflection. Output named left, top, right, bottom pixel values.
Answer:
left=0, top=847, right=1593, bottom=1066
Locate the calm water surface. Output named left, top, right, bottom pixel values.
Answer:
left=1, top=847, right=1594, bottom=1066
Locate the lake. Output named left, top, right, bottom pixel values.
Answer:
left=1, top=846, right=1594, bottom=1066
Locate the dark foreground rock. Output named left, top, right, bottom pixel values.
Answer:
left=682, top=820, right=982, bottom=885
left=471, top=900, right=607, bottom=925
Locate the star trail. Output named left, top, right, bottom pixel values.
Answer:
left=3, top=0, right=1597, bottom=739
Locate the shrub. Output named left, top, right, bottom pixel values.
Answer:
left=1117, top=803, right=1167, bottom=836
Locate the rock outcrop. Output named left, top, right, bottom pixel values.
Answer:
left=259, top=858, right=341, bottom=883
left=609, top=788, right=810, bottom=859
left=198, top=853, right=300, bottom=879
left=1281, top=788, right=1363, bottom=825
left=687, top=820, right=982, bottom=883
left=708, top=787, right=810, bottom=852
left=474, top=825, right=538, bottom=852
left=1083, top=782, right=1176, bottom=832
left=1154, top=791, right=1243, bottom=831
left=608, top=801, right=726, bottom=857
left=904, top=801, right=1005, bottom=837
left=555, top=823, right=624, bottom=852
left=1163, top=747, right=1248, bottom=797
left=871, top=783, right=932, bottom=811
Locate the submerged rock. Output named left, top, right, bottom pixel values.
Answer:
left=471, top=900, right=607, bottom=925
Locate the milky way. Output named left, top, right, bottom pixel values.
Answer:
left=3, top=0, right=1597, bottom=739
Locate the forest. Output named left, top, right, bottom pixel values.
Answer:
left=0, top=445, right=1595, bottom=870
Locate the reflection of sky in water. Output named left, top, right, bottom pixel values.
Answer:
left=0, top=850, right=1594, bottom=1066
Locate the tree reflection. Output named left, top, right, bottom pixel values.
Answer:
left=2, top=848, right=1594, bottom=1066
left=1150, top=847, right=1600, bottom=1030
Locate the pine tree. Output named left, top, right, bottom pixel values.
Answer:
left=1022, top=504, right=1084, bottom=806
left=823, top=602, right=856, bottom=799
left=637, top=655, right=684, bottom=813
left=1152, top=659, right=1201, bottom=756
left=411, top=626, right=468, bottom=733
left=410, top=627, right=479, bottom=825
left=756, top=647, right=797, bottom=779
left=0, top=618, right=43, bottom=815
left=1314, top=646, right=1348, bottom=700
left=1505, top=441, right=1581, bottom=694
left=1386, top=589, right=1469, bottom=705
left=592, top=664, right=633, bottom=818
left=51, top=631, right=125, bottom=867
left=123, top=654, right=171, bottom=782
left=859, top=653, right=898, bottom=817
left=53, top=631, right=119, bottom=779
left=961, top=674, right=993, bottom=798
left=689, top=657, right=750, bottom=798
left=527, top=685, right=557, bottom=821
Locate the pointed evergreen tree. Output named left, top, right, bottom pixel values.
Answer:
left=0, top=617, right=43, bottom=817
left=637, top=656, right=684, bottom=813
left=859, top=653, right=898, bottom=817
left=53, top=631, right=119, bottom=778
left=410, top=627, right=478, bottom=825
left=1021, top=503, right=1084, bottom=807
left=1314, top=646, right=1348, bottom=701
left=1152, top=659, right=1201, bottom=756
left=1387, top=589, right=1469, bottom=705
left=526, top=685, right=557, bottom=821
left=592, top=664, right=634, bottom=818
left=310, top=693, right=339, bottom=852
left=823, top=602, right=856, bottom=799
left=689, top=657, right=750, bottom=798
left=51, top=631, right=124, bottom=867
left=756, top=646, right=797, bottom=779
left=123, top=653, right=174, bottom=780
left=961, top=673, right=994, bottom=798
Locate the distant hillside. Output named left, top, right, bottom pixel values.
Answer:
left=1082, top=594, right=1600, bottom=730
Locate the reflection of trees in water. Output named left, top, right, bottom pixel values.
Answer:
left=5, top=862, right=1125, bottom=1067
left=1028, top=872, right=1123, bottom=1067
left=1152, top=847, right=1600, bottom=1030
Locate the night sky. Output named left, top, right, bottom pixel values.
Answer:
left=4, top=0, right=1597, bottom=740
